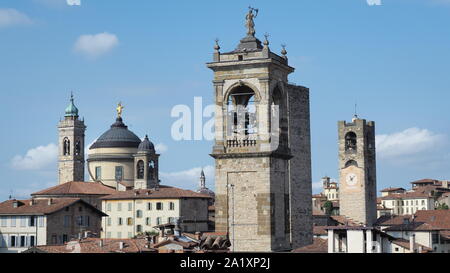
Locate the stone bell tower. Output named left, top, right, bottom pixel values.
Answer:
left=207, top=8, right=312, bottom=252
left=133, top=135, right=160, bottom=189
left=338, top=115, right=377, bottom=226
left=58, top=93, right=86, bottom=184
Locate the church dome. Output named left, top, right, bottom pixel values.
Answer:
left=89, top=117, right=141, bottom=149
left=65, top=94, right=79, bottom=117
left=138, top=135, right=155, bottom=153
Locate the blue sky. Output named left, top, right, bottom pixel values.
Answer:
left=1, top=0, right=450, bottom=200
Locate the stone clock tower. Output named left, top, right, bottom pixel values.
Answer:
left=58, top=94, right=86, bottom=184
left=338, top=116, right=377, bottom=226
left=207, top=8, right=312, bottom=252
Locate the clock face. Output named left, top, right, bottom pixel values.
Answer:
left=346, top=173, right=358, bottom=186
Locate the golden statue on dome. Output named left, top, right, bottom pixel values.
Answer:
left=116, top=102, right=124, bottom=118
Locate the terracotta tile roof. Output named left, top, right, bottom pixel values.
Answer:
left=391, top=238, right=432, bottom=253
left=313, top=226, right=328, bottom=236
left=0, top=198, right=106, bottom=216
left=411, top=179, right=439, bottom=184
left=292, top=238, right=328, bottom=253
left=440, top=230, right=450, bottom=240
left=32, top=181, right=117, bottom=196
left=380, top=187, right=406, bottom=192
left=100, top=185, right=212, bottom=200
left=153, top=238, right=196, bottom=249
left=380, top=188, right=435, bottom=200
left=382, top=210, right=450, bottom=231
left=330, top=215, right=362, bottom=227
left=27, top=238, right=152, bottom=253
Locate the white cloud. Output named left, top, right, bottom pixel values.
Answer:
left=160, top=165, right=214, bottom=190
left=155, top=143, right=168, bottom=153
left=67, top=0, right=81, bottom=6
left=0, top=8, right=32, bottom=28
left=11, top=143, right=58, bottom=171
left=376, top=128, right=446, bottom=159
left=367, top=0, right=382, bottom=6
left=73, top=32, right=119, bottom=58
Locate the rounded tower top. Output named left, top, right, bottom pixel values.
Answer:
left=64, top=93, right=79, bottom=118
left=138, top=135, right=155, bottom=153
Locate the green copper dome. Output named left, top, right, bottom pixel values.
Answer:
left=65, top=94, right=79, bottom=117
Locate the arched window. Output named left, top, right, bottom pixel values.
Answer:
left=63, top=138, right=70, bottom=155
left=137, top=160, right=145, bottom=179
left=148, top=160, right=155, bottom=180
left=345, top=132, right=357, bottom=152
left=226, top=85, right=257, bottom=137
left=345, top=160, right=358, bottom=168
left=271, top=87, right=287, bottom=147
left=75, top=140, right=81, bottom=156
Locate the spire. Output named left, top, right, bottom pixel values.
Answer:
left=352, top=103, right=359, bottom=122
left=200, top=169, right=206, bottom=189
left=64, top=92, right=79, bottom=118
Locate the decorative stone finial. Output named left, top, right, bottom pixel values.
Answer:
left=245, top=6, right=259, bottom=37
left=263, top=33, right=270, bottom=46
left=281, top=44, right=287, bottom=57
left=214, top=38, right=220, bottom=52
left=116, top=102, right=124, bottom=118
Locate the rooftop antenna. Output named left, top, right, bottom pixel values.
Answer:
left=353, top=102, right=359, bottom=121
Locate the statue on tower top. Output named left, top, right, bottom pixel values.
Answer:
left=116, top=102, right=124, bottom=118
left=245, top=6, right=258, bottom=37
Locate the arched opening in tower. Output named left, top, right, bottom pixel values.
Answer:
left=345, top=132, right=357, bottom=152
left=226, top=85, right=257, bottom=138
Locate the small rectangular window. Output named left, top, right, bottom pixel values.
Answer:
left=115, top=166, right=124, bottom=181
left=63, top=215, right=70, bottom=227
left=107, top=217, right=112, bottom=226
left=10, top=236, right=17, bottom=247
left=128, top=202, right=132, bottom=211
left=29, top=216, right=36, bottom=226
left=147, top=202, right=152, bottom=210
left=118, top=217, right=123, bottom=226
left=0, top=217, right=7, bottom=227
left=95, top=166, right=102, bottom=180
left=156, top=202, right=163, bottom=210
left=107, top=203, right=112, bottom=211
left=29, top=236, right=35, bottom=247
left=117, top=232, right=122, bottom=238
left=11, top=216, right=16, bottom=227
left=38, top=216, right=45, bottom=227
left=20, top=216, right=26, bottom=227
left=169, top=202, right=175, bottom=210
left=118, top=203, right=122, bottom=211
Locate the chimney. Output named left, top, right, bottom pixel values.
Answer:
left=29, top=199, right=35, bottom=206
left=99, top=240, right=104, bottom=248
left=442, top=180, right=449, bottom=189
left=84, top=231, right=89, bottom=238
left=410, top=234, right=416, bottom=253
left=119, top=241, right=124, bottom=250
left=48, top=198, right=53, bottom=205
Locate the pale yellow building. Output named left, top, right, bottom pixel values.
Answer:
left=101, top=187, right=211, bottom=239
